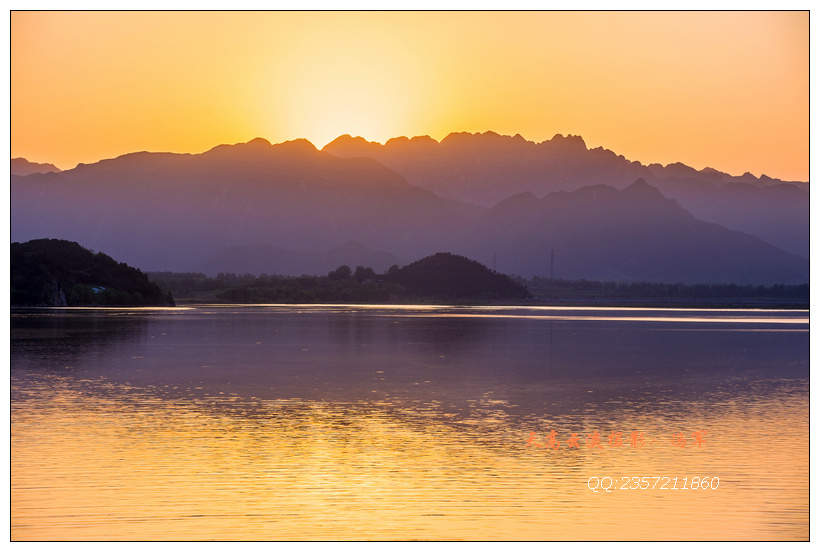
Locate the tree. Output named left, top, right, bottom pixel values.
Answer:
left=328, top=265, right=352, bottom=280
left=354, top=266, right=376, bottom=283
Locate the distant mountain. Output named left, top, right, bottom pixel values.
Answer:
left=324, top=131, right=809, bottom=257
left=11, top=138, right=473, bottom=272
left=11, top=238, right=172, bottom=306
left=649, top=177, right=809, bottom=259
left=452, top=179, right=808, bottom=284
left=383, top=252, right=530, bottom=300
left=10, top=136, right=809, bottom=285
left=11, top=157, right=61, bottom=176
left=196, top=241, right=403, bottom=277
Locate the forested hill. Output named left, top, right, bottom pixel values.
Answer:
left=11, top=239, right=174, bottom=306
left=384, top=252, right=530, bottom=299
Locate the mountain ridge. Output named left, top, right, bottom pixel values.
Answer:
left=11, top=138, right=466, bottom=272
left=322, top=131, right=808, bottom=257
left=11, top=157, right=61, bottom=176
left=11, top=135, right=809, bottom=285
left=453, top=182, right=807, bottom=284
left=324, top=131, right=807, bottom=187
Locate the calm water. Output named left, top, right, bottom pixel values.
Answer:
left=11, top=305, right=809, bottom=540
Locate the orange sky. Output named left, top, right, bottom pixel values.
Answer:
left=10, top=11, right=810, bottom=181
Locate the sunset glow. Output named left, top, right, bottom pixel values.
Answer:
left=10, top=11, right=809, bottom=181
left=10, top=11, right=810, bottom=543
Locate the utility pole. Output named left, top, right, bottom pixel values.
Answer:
left=550, top=249, right=554, bottom=281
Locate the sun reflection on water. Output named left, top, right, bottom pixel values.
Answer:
left=11, top=371, right=808, bottom=540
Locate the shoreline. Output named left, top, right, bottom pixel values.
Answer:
left=12, top=296, right=809, bottom=311
left=166, top=297, right=809, bottom=310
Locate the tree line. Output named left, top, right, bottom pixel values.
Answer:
left=520, top=276, right=808, bottom=302
left=148, top=253, right=529, bottom=303
left=147, top=267, right=404, bottom=304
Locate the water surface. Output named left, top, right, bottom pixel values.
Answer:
left=11, top=305, right=809, bottom=540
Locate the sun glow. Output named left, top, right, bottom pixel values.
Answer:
left=10, top=11, right=809, bottom=180
left=269, top=63, right=412, bottom=149
left=260, top=15, right=437, bottom=148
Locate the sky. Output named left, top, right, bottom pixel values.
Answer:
left=10, top=10, right=810, bottom=181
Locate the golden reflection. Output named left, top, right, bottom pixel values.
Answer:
left=11, top=374, right=808, bottom=540
left=388, top=313, right=809, bottom=325
left=168, top=304, right=810, bottom=325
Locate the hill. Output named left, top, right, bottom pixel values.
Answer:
left=383, top=252, right=530, bottom=300
left=11, top=239, right=174, bottom=306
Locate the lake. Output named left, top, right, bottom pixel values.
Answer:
left=10, top=305, right=810, bottom=540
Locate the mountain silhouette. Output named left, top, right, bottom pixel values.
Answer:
left=323, top=131, right=809, bottom=257
left=11, top=135, right=809, bottom=285
left=11, top=138, right=470, bottom=272
left=453, top=179, right=808, bottom=284
left=11, top=157, right=61, bottom=176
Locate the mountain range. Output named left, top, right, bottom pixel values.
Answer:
left=11, top=132, right=809, bottom=284
left=323, top=132, right=809, bottom=258
left=454, top=179, right=807, bottom=283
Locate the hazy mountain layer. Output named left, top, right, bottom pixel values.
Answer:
left=11, top=138, right=471, bottom=272
left=196, top=241, right=403, bottom=277
left=451, top=179, right=808, bottom=284
left=10, top=136, right=809, bottom=284
left=323, top=131, right=809, bottom=257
